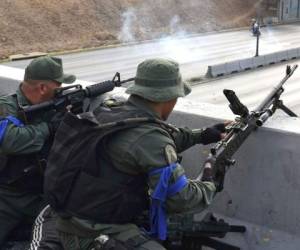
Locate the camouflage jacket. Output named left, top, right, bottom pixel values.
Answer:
left=57, top=95, right=216, bottom=237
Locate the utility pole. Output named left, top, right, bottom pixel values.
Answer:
left=253, top=21, right=261, bottom=57
left=255, top=27, right=260, bottom=57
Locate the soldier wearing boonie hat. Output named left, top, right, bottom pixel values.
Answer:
left=54, top=58, right=227, bottom=250
left=126, top=58, right=191, bottom=102
left=0, top=55, right=75, bottom=247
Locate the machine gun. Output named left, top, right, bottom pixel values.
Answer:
left=22, top=72, right=134, bottom=117
left=166, top=213, right=246, bottom=250
left=208, top=65, right=298, bottom=192
left=166, top=66, right=297, bottom=250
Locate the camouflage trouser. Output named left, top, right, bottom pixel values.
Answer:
left=59, top=231, right=166, bottom=250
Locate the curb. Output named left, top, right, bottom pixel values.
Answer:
left=9, top=52, right=48, bottom=61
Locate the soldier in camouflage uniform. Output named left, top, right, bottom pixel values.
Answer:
left=0, top=56, right=75, bottom=247
left=48, top=58, right=225, bottom=250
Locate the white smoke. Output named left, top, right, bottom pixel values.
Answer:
left=169, top=15, right=187, bottom=37
left=157, top=15, right=200, bottom=63
left=118, top=8, right=137, bottom=42
left=118, top=8, right=202, bottom=64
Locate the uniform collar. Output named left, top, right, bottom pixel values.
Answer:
left=127, top=95, right=162, bottom=120
left=15, top=84, right=31, bottom=107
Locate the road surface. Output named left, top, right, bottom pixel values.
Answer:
left=2, top=23, right=300, bottom=82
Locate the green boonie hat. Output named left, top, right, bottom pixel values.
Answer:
left=126, top=58, right=191, bottom=102
left=24, top=56, right=76, bottom=84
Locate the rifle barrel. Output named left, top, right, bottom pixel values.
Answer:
left=119, top=77, right=135, bottom=85
left=85, top=77, right=135, bottom=97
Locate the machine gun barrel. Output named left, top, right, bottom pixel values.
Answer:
left=255, top=65, right=298, bottom=126
left=255, top=65, right=297, bottom=112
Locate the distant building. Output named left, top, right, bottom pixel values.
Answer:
left=256, top=0, right=300, bottom=24
left=278, top=0, right=300, bottom=21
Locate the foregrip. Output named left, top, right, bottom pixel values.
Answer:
left=85, top=81, right=116, bottom=97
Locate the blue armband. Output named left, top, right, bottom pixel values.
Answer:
left=148, top=163, right=188, bottom=240
left=0, top=115, right=24, bottom=145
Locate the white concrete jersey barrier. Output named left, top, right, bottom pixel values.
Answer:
left=206, top=47, right=300, bottom=78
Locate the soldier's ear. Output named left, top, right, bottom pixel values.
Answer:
left=39, top=82, right=48, bottom=95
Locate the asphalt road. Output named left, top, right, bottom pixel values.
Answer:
left=2, top=23, right=300, bottom=82
left=2, top=23, right=300, bottom=115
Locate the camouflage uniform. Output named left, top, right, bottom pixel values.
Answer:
left=53, top=59, right=218, bottom=250
left=0, top=56, right=75, bottom=248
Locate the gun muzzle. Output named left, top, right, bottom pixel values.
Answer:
left=256, top=109, right=273, bottom=126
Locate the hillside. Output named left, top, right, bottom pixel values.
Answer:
left=0, top=0, right=260, bottom=59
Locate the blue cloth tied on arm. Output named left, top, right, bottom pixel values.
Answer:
left=148, top=162, right=188, bottom=240
left=0, top=115, right=24, bottom=145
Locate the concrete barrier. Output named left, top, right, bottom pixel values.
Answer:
left=239, top=58, right=254, bottom=71
left=225, top=60, right=241, bottom=74
left=297, top=48, right=300, bottom=58
left=0, top=77, right=20, bottom=96
left=264, top=53, right=278, bottom=65
left=287, top=48, right=299, bottom=60
left=252, top=55, right=265, bottom=67
left=206, top=64, right=227, bottom=77
left=275, top=51, right=288, bottom=62
left=206, top=47, right=300, bottom=78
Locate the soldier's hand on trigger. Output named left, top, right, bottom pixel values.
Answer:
left=214, top=121, right=233, bottom=139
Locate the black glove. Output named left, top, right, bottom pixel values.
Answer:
left=47, top=111, right=65, bottom=135
left=199, top=127, right=221, bottom=145
left=212, top=123, right=226, bottom=133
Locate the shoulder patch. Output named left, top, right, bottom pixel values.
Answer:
left=164, top=144, right=177, bottom=164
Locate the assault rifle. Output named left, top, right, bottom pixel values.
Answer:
left=166, top=213, right=246, bottom=250
left=208, top=65, right=298, bottom=192
left=22, top=72, right=134, bottom=116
